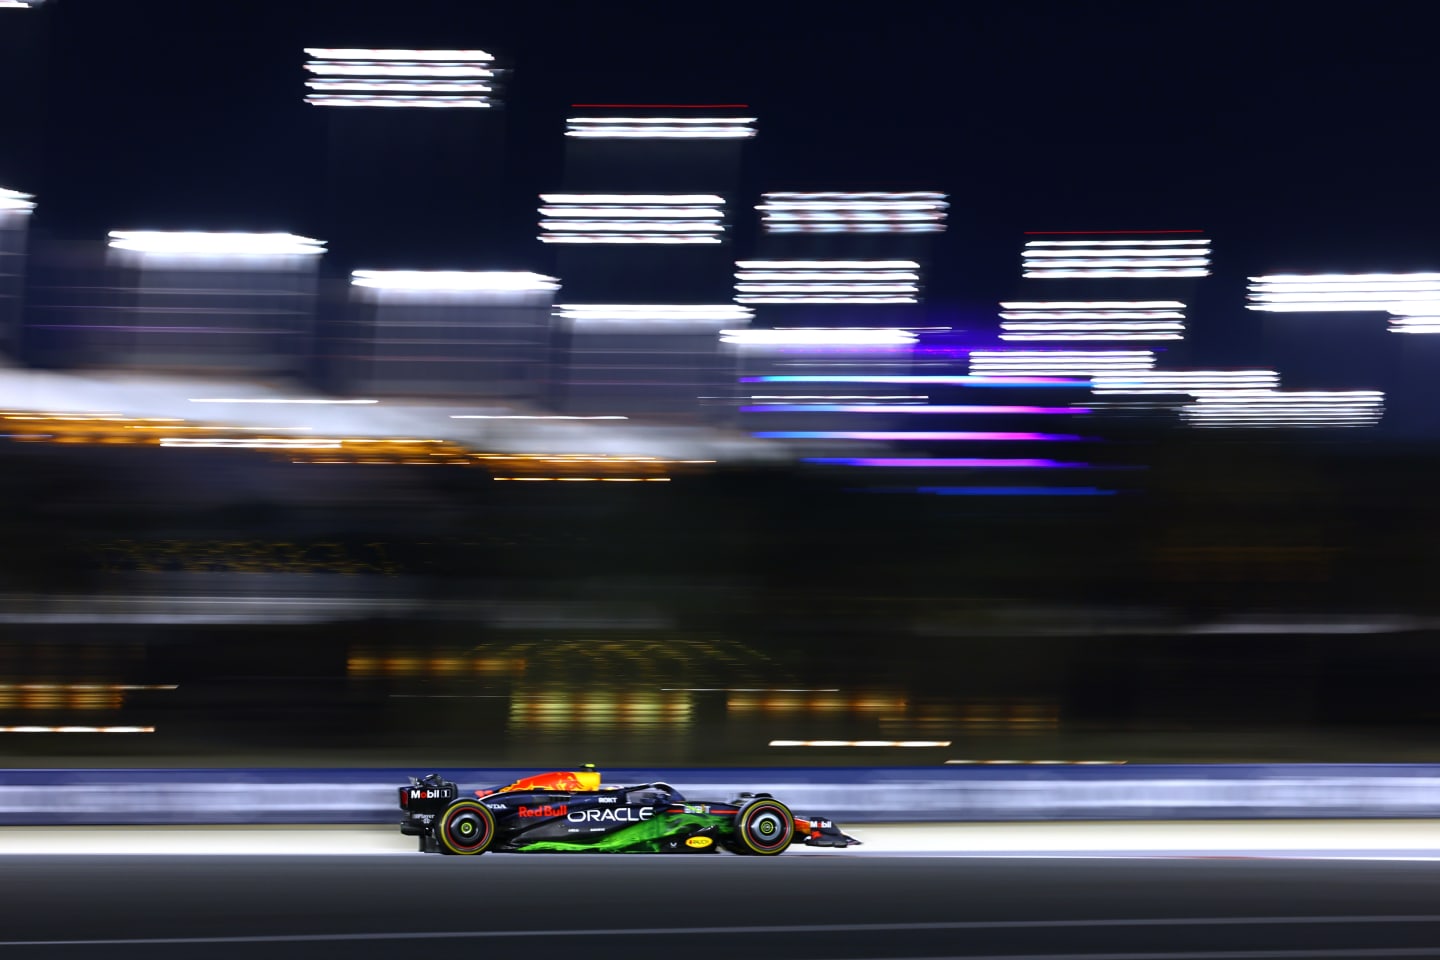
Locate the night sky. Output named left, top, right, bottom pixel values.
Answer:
left=2, top=1, right=1437, bottom=356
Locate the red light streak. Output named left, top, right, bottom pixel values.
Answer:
left=1023, top=229, right=1205, bottom=235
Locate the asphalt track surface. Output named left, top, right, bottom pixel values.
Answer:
left=6, top=825, right=1440, bottom=960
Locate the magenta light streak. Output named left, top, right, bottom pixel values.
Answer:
left=805, top=457, right=1088, bottom=468
left=754, top=431, right=1081, bottom=441
left=740, top=404, right=1089, bottom=414
left=739, top=375, right=1082, bottom=385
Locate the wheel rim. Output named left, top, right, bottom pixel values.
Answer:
left=743, top=804, right=792, bottom=851
left=444, top=806, right=490, bottom=851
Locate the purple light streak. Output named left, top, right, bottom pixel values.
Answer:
left=741, top=405, right=1089, bottom=414
left=805, top=457, right=1091, bottom=468
left=739, top=375, right=1084, bottom=386
left=754, top=431, right=1081, bottom=441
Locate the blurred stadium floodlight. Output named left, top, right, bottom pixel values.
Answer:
left=1022, top=231, right=1212, bottom=278
left=565, top=116, right=756, bottom=139
left=1180, top=389, right=1385, bottom=429
left=107, top=231, right=325, bottom=263
left=968, top=349, right=1156, bottom=378
left=0, top=187, right=36, bottom=214
left=556, top=304, right=751, bottom=323
left=757, top=192, right=948, bottom=234
left=1246, top=273, right=1440, bottom=334
left=0, top=1, right=46, bottom=8
left=734, top=260, right=920, bottom=304
left=1090, top=370, right=1281, bottom=395
left=350, top=270, right=558, bottom=295
left=303, top=49, right=497, bottom=108
left=720, top=327, right=918, bottom=347
left=999, top=301, right=1186, bottom=342
left=539, top=194, right=726, bottom=245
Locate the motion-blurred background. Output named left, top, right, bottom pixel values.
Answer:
left=2, top=0, right=1438, bottom=768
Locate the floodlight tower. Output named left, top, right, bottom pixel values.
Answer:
left=58, top=231, right=327, bottom=376
left=746, top=192, right=945, bottom=326
left=728, top=194, right=947, bottom=430
left=0, top=188, right=33, bottom=356
left=548, top=106, right=754, bottom=419
left=1004, top=230, right=1211, bottom=353
left=303, top=48, right=508, bottom=273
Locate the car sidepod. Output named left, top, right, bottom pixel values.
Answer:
left=511, top=797, right=734, bottom=853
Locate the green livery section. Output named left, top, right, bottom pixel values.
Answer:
left=517, top=812, right=733, bottom=853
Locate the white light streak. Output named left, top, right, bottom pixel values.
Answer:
left=539, top=207, right=724, bottom=219
left=1390, top=315, right=1440, bottom=334
left=451, top=415, right=629, bottom=420
left=1023, top=236, right=1211, bottom=278
left=736, top=296, right=918, bottom=304
left=541, top=234, right=720, bottom=245
left=738, top=272, right=918, bottom=281
left=0, top=726, right=155, bottom=734
left=969, top=350, right=1156, bottom=378
left=1030, top=239, right=1204, bottom=246
left=556, top=304, right=752, bottom=322
left=351, top=270, right=559, bottom=292
left=721, top=328, right=919, bottom=346
left=0, top=187, right=35, bottom=213
left=1182, top=390, right=1385, bottom=429
left=544, top=194, right=722, bottom=204
left=540, top=195, right=726, bottom=244
left=303, top=49, right=497, bottom=107
left=999, top=301, right=1185, bottom=318
left=305, top=63, right=496, bottom=77
left=304, top=49, right=495, bottom=61
left=998, top=300, right=1187, bottom=342
left=1000, top=331, right=1184, bottom=341
left=1091, top=370, right=1281, bottom=395
left=1248, top=275, right=1440, bottom=331
left=305, top=96, right=491, bottom=108
left=736, top=260, right=918, bottom=269
left=735, top=261, right=921, bottom=304
left=566, top=117, right=756, bottom=139
left=759, top=191, right=948, bottom=234
left=106, top=232, right=324, bottom=257
left=160, top=438, right=345, bottom=449
left=1025, top=269, right=1211, bottom=279
left=769, top=740, right=951, bottom=748
left=188, top=398, right=379, bottom=405
left=306, top=80, right=494, bottom=94
left=543, top=220, right=723, bottom=232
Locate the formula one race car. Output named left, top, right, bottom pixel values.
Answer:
left=398, top=768, right=861, bottom=855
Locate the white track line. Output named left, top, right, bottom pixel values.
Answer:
left=7, top=822, right=1440, bottom=858
left=6, top=915, right=1440, bottom=948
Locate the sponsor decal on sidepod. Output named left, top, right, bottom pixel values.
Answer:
left=567, top=806, right=653, bottom=823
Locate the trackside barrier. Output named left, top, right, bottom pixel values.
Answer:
left=5, top=766, right=1440, bottom=826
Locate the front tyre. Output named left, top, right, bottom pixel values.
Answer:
left=733, top=797, right=794, bottom=855
left=435, top=800, right=496, bottom=855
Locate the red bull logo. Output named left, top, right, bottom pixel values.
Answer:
left=517, top=804, right=567, bottom=818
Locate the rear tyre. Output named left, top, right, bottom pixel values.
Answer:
left=435, top=800, right=496, bottom=855
left=732, top=797, right=794, bottom=855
